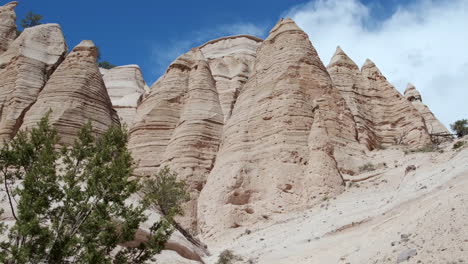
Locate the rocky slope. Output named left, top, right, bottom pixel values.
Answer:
left=0, top=2, right=460, bottom=263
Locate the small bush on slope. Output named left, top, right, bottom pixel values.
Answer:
left=142, top=167, right=189, bottom=219
left=216, top=250, right=243, bottom=264
left=0, top=114, right=186, bottom=263
left=453, top=141, right=465, bottom=150
left=359, top=162, right=376, bottom=172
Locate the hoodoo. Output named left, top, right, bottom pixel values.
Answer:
left=404, top=83, right=449, bottom=135
left=328, top=46, right=432, bottom=149
left=197, top=18, right=359, bottom=235
left=20, top=40, right=119, bottom=146
left=0, top=23, right=67, bottom=142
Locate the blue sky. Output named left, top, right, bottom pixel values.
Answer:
left=9, top=0, right=468, bottom=127
left=13, top=0, right=401, bottom=82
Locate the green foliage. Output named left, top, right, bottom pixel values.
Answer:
left=20, top=11, right=43, bottom=29
left=358, top=162, right=375, bottom=172
left=0, top=114, right=175, bottom=263
left=407, top=144, right=437, bottom=154
left=215, top=250, right=243, bottom=264
left=143, top=167, right=190, bottom=219
left=95, top=46, right=116, bottom=69
left=453, top=141, right=465, bottom=150
left=451, top=119, right=468, bottom=138
left=98, top=61, right=117, bottom=69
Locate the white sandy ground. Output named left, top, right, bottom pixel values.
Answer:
left=195, top=137, right=468, bottom=264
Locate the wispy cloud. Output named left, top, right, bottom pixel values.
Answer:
left=149, top=22, right=268, bottom=83
left=286, top=0, right=468, bottom=128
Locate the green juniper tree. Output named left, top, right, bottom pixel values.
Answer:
left=16, top=11, right=43, bottom=37
left=96, top=46, right=116, bottom=69
left=20, top=11, right=43, bottom=28
left=0, top=114, right=186, bottom=263
left=451, top=119, right=468, bottom=138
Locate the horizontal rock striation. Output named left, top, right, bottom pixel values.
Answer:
left=404, top=83, right=449, bottom=135
left=101, top=64, right=147, bottom=125
left=200, top=35, right=261, bottom=122
left=0, top=23, right=67, bottom=142
left=327, top=47, right=432, bottom=149
left=129, top=49, right=224, bottom=232
left=197, top=19, right=360, bottom=235
left=0, top=1, right=17, bottom=55
left=20, top=40, right=119, bottom=146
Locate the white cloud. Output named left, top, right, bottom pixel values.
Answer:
left=286, top=0, right=468, bottom=129
left=150, top=22, right=267, bottom=83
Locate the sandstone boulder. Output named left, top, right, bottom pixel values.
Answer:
left=404, top=83, right=449, bottom=135
left=0, top=1, right=17, bottom=55
left=197, top=19, right=357, bottom=235
left=0, top=24, right=67, bottom=142
left=101, top=64, right=147, bottom=125
left=20, top=40, right=119, bottom=146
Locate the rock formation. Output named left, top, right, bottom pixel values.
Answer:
left=129, top=49, right=224, bottom=232
left=0, top=1, right=17, bottom=55
left=404, top=83, right=449, bottom=134
left=327, top=47, right=432, bottom=149
left=199, top=35, right=261, bottom=122
left=197, top=19, right=360, bottom=235
left=101, top=65, right=147, bottom=125
left=20, top=40, right=119, bottom=146
left=0, top=23, right=67, bottom=142
left=0, top=5, right=456, bottom=262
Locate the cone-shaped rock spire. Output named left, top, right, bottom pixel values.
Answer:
left=328, top=46, right=359, bottom=70
left=20, top=40, right=119, bottom=146
left=404, top=83, right=449, bottom=134
left=197, top=18, right=359, bottom=236
left=0, top=24, right=67, bottom=142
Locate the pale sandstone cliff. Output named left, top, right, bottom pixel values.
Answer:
left=0, top=3, right=457, bottom=263
left=0, top=23, right=67, bottom=142
left=328, top=47, right=432, bottom=149
left=0, top=1, right=17, bottom=55
left=101, top=64, right=147, bottom=125
left=129, top=48, right=224, bottom=232
left=199, top=35, right=261, bottom=122
left=360, top=58, right=431, bottom=147
left=20, top=40, right=119, bottom=145
left=404, top=83, right=450, bottom=135
left=197, top=19, right=361, bottom=236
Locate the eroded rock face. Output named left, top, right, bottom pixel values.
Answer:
left=327, top=47, right=431, bottom=149
left=20, top=40, right=119, bottom=146
left=129, top=49, right=224, bottom=232
left=404, top=83, right=449, bottom=135
left=0, top=24, right=67, bottom=142
left=101, top=65, right=147, bottom=125
left=197, top=19, right=357, bottom=235
left=199, top=35, right=261, bottom=122
left=0, top=1, right=17, bottom=55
